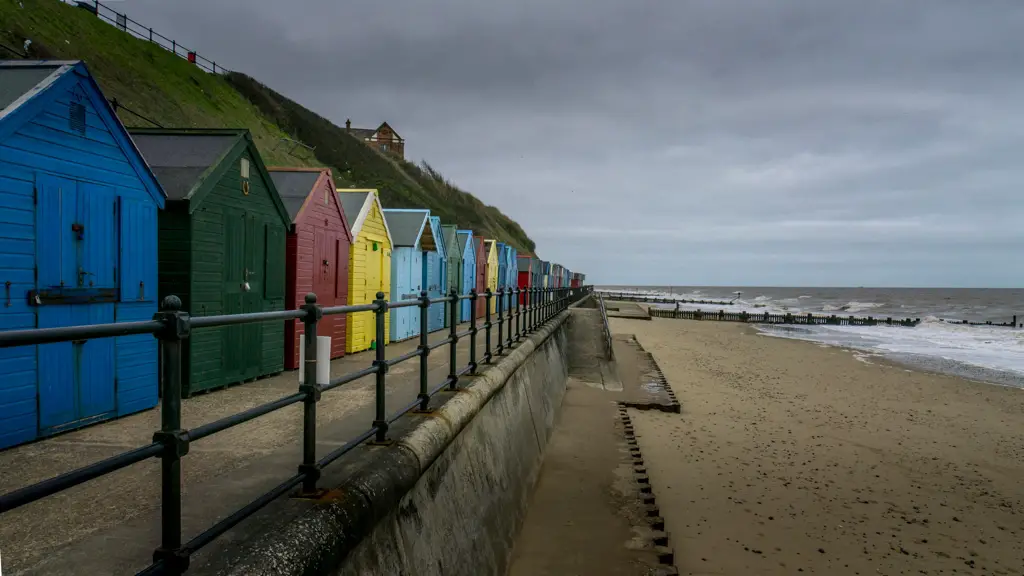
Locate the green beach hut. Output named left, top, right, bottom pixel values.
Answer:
left=131, top=128, right=291, bottom=395
left=441, top=224, right=461, bottom=327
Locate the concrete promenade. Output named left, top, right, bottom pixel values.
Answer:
left=0, top=320, right=499, bottom=576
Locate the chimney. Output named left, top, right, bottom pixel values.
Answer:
left=345, top=119, right=351, bottom=132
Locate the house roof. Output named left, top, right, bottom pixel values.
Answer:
left=268, top=170, right=322, bottom=221
left=382, top=209, right=436, bottom=250
left=348, top=128, right=376, bottom=140
left=130, top=130, right=241, bottom=201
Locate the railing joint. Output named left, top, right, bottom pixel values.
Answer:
left=152, top=546, right=190, bottom=574
left=152, top=429, right=190, bottom=458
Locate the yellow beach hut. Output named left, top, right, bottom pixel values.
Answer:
left=484, top=239, right=499, bottom=313
left=337, top=189, right=392, bottom=353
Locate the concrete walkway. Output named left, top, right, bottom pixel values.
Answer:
left=0, top=319, right=507, bottom=576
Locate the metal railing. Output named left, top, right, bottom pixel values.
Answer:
left=596, top=293, right=614, bottom=361
left=0, top=285, right=593, bottom=575
left=76, top=0, right=225, bottom=74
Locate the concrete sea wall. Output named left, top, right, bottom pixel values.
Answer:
left=218, top=309, right=574, bottom=576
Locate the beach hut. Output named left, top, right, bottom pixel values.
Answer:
left=425, top=215, right=447, bottom=333
left=496, top=242, right=508, bottom=296
left=517, top=255, right=534, bottom=305
left=474, top=236, right=487, bottom=318
left=382, top=209, right=436, bottom=341
left=0, top=61, right=166, bottom=448
left=540, top=260, right=551, bottom=288
left=337, top=189, right=392, bottom=353
left=131, top=128, right=290, bottom=396
left=456, top=231, right=476, bottom=322
left=484, top=240, right=499, bottom=314
left=506, top=246, right=518, bottom=306
left=268, top=168, right=352, bottom=371
left=441, top=225, right=460, bottom=328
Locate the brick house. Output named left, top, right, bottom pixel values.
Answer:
left=345, top=120, right=405, bottom=158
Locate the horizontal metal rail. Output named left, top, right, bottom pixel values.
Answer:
left=0, top=285, right=593, bottom=575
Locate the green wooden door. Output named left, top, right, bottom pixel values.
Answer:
left=222, top=209, right=263, bottom=384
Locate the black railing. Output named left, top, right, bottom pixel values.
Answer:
left=648, top=307, right=920, bottom=327
left=597, top=293, right=614, bottom=361
left=0, top=285, right=593, bottom=575
left=78, top=0, right=224, bottom=74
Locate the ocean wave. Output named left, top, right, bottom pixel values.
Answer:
left=821, top=301, right=885, bottom=314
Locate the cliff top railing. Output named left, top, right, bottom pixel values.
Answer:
left=597, top=293, right=614, bottom=361
left=0, top=285, right=592, bottom=575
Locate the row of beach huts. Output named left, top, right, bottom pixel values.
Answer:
left=0, top=61, right=586, bottom=450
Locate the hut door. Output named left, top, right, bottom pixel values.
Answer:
left=35, top=175, right=116, bottom=433
left=311, top=229, right=335, bottom=346
left=223, top=209, right=261, bottom=381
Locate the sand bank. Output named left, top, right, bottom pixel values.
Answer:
left=614, top=317, right=1023, bottom=575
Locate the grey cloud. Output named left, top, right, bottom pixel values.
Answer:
left=118, top=0, right=1024, bottom=286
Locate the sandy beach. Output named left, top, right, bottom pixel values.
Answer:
left=614, top=317, right=1024, bottom=575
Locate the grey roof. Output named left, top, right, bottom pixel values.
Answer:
left=348, top=128, right=376, bottom=140
left=269, top=171, right=321, bottom=222
left=458, top=232, right=472, bottom=255
left=0, top=63, right=64, bottom=113
left=442, top=226, right=459, bottom=258
left=130, top=132, right=240, bottom=200
left=517, top=258, right=533, bottom=272
left=383, top=210, right=429, bottom=247
left=338, top=191, right=369, bottom=225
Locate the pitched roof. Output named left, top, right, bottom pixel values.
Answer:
left=518, top=258, right=533, bottom=272
left=268, top=170, right=321, bottom=222
left=442, top=225, right=459, bottom=257
left=457, top=231, right=474, bottom=257
left=338, top=191, right=369, bottom=226
left=0, top=61, right=66, bottom=113
left=130, top=130, right=241, bottom=201
left=348, top=128, right=376, bottom=140
left=382, top=209, right=435, bottom=249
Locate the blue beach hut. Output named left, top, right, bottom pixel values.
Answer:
left=0, top=61, right=166, bottom=449
left=456, top=230, right=476, bottom=322
left=424, top=215, right=446, bottom=332
left=496, top=242, right=508, bottom=295
left=382, top=209, right=435, bottom=341
left=506, top=246, right=518, bottom=307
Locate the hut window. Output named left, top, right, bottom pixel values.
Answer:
left=240, top=158, right=250, bottom=179
left=324, top=189, right=329, bottom=205
left=68, top=101, right=86, bottom=135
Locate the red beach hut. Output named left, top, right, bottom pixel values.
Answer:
left=269, top=168, right=353, bottom=370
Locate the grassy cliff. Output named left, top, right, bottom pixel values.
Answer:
left=0, top=0, right=534, bottom=251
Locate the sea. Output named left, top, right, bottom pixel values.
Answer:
left=598, top=286, right=1024, bottom=388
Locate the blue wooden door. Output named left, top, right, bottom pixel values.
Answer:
left=35, top=175, right=117, bottom=433
left=392, top=250, right=410, bottom=340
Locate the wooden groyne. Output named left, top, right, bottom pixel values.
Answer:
left=648, top=308, right=921, bottom=327
left=597, top=292, right=733, bottom=306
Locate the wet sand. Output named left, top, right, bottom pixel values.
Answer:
left=614, top=317, right=1024, bottom=576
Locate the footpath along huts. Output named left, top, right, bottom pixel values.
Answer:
left=0, top=61, right=166, bottom=448
left=484, top=239, right=499, bottom=314
left=337, top=189, right=392, bottom=353
left=441, top=225, right=460, bottom=328
left=457, top=230, right=476, bottom=322
left=425, top=215, right=446, bottom=333
left=474, top=235, right=487, bottom=318
left=382, top=209, right=435, bottom=341
left=131, top=128, right=291, bottom=396
left=268, top=168, right=351, bottom=370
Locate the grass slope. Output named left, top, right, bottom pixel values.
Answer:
left=226, top=73, right=534, bottom=252
left=0, top=0, right=534, bottom=251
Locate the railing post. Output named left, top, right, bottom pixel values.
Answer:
left=417, top=291, right=430, bottom=410
left=469, top=289, right=478, bottom=374
left=372, top=291, right=388, bottom=442
left=532, top=287, right=539, bottom=331
left=506, top=289, right=514, bottom=349
left=496, top=288, right=504, bottom=356
left=152, top=295, right=191, bottom=574
left=448, top=288, right=459, bottom=390
left=484, top=288, right=493, bottom=364
left=514, top=288, right=521, bottom=343
left=298, top=293, right=322, bottom=494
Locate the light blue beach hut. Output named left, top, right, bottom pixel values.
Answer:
left=382, top=209, right=435, bottom=341
left=424, top=215, right=446, bottom=333
left=456, top=230, right=476, bottom=322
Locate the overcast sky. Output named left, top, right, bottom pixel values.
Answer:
left=119, top=0, right=1023, bottom=287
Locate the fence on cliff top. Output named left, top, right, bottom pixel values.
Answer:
left=0, top=286, right=592, bottom=576
left=596, top=293, right=614, bottom=361
left=72, top=0, right=224, bottom=74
